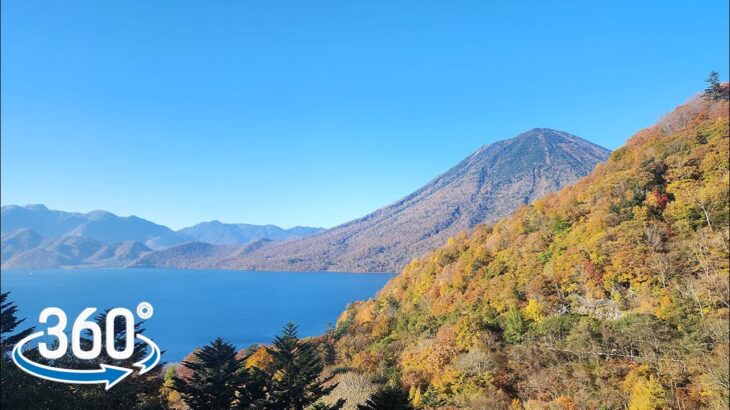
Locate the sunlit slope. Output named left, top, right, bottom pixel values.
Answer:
left=332, top=92, right=729, bottom=408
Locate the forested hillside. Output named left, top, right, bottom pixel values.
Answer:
left=329, top=92, right=729, bottom=408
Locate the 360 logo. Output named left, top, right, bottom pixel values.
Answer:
left=11, top=302, right=160, bottom=390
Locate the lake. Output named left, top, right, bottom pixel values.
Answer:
left=1, top=268, right=394, bottom=362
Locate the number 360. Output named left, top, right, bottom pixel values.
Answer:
left=38, top=307, right=135, bottom=360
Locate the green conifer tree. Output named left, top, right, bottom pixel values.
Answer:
left=173, top=338, right=245, bottom=409
left=264, top=322, right=344, bottom=410
left=503, top=305, right=526, bottom=344
left=356, top=386, right=414, bottom=410
left=704, top=71, right=729, bottom=101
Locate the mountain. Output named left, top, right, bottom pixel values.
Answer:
left=137, top=128, right=609, bottom=272
left=0, top=230, right=152, bottom=269
left=1, top=205, right=190, bottom=249
left=325, top=92, right=729, bottom=407
left=178, top=221, right=324, bottom=245
left=130, top=242, right=242, bottom=269
left=1, top=228, right=44, bottom=262
left=0, top=205, right=325, bottom=268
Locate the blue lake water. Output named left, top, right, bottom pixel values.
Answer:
left=1, top=268, right=393, bottom=362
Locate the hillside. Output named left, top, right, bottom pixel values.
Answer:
left=326, top=93, right=729, bottom=408
left=137, top=129, right=609, bottom=273
left=130, top=241, right=241, bottom=269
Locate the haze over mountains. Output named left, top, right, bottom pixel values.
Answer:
left=0, top=205, right=322, bottom=269
left=133, top=128, right=610, bottom=272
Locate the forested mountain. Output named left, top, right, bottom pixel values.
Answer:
left=326, top=92, right=729, bottom=408
left=136, top=129, right=609, bottom=273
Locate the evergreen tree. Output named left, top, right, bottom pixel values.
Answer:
left=264, top=322, right=344, bottom=410
left=0, top=292, right=72, bottom=409
left=234, top=364, right=268, bottom=409
left=0, top=291, right=35, bottom=357
left=503, top=305, right=526, bottom=344
left=68, top=310, right=166, bottom=409
left=173, top=338, right=244, bottom=409
left=356, top=386, right=414, bottom=410
left=704, top=71, right=729, bottom=100
left=1, top=292, right=35, bottom=408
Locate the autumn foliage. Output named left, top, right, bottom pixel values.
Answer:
left=330, top=92, right=729, bottom=409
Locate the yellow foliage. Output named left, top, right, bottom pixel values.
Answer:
left=454, top=316, right=481, bottom=351
left=354, top=302, right=375, bottom=323
left=624, top=365, right=667, bottom=410
left=245, top=346, right=273, bottom=370
left=522, top=299, right=544, bottom=322
left=331, top=94, right=730, bottom=407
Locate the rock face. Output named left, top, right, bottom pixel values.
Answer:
left=136, top=128, right=609, bottom=273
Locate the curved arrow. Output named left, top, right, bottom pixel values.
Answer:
left=133, top=334, right=160, bottom=374
left=11, top=332, right=133, bottom=390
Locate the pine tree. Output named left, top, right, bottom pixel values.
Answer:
left=1, top=292, right=36, bottom=408
left=173, top=338, right=245, bottom=410
left=67, top=309, right=166, bottom=409
left=264, top=322, right=344, bottom=410
left=0, top=291, right=35, bottom=357
left=503, top=305, right=526, bottom=344
left=704, top=71, right=729, bottom=101
left=1, top=292, right=72, bottom=409
left=357, top=386, right=414, bottom=410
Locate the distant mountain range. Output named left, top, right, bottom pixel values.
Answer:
left=0, top=205, right=323, bottom=269
left=2, top=128, right=609, bottom=272
left=179, top=221, right=323, bottom=245
left=132, top=128, right=610, bottom=272
left=1, top=205, right=188, bottom=250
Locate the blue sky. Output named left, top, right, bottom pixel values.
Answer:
left=2, top=1, right=728, bottom=230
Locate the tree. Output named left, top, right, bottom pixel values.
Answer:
left=173, top=338, right=247, bottom=409
left=356, top=385, right=414, bottom=410
left=704, top=71, right=728, bottom=101
left=66, top=309, right=166, bottom=409
left=264, top=323, right=344, bottom=410
left=0, top=291, right=35, bottom=357
left=1, top=297, right=167, bottom=409
left=1, top=292, right=38, bottom=408
left=503, top=305, right=526, bottom=344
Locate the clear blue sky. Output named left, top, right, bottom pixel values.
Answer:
left=2, top=1, right=728, bottom=230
